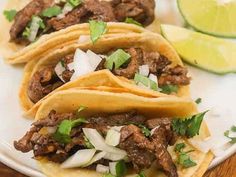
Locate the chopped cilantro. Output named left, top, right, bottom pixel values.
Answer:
left=160, top=85, right=178, bottom=94
left=3, top=9, right=17, bottom=22
left=139, top=125, right=151, bottom=137
left=68, top=0, right=82, bottom=7
left=89, top=20, right=107, bottom=43
left=172, top=111, right=208, bottom=138
left=137, top=171, right=146, bottom=177
left=60, top=60, right=66, bottom=68
left=178, top=152, right=197, bottom=168
left=224, top=126, right=236, bottom=144
left=174, top=143, right=186, bottom=152
left=231, top=125, right=236, bottom=132
left=195, top=98, right=202, bottom=104
left=134, top=73, right=158, bottom=91
left=83, top=135, right=94, bottom=148
left=116, top=160, right=127, bottom=177
left=124, top=17, right=142, bottom=27
left=22, top=27, right=31, bottom=38
left=42, top=6, right=62, bottom=18
left=105, top=49, right=131, bottom=70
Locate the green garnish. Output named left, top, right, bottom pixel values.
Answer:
left=22, top=27, right=31, bottom=38
left=137, top=171, right=146, bottom=177
left=53, top=118, right=87, bottom=144
left=195, top=98, right=202, bottom=104
left=37, top=18, right=46, bottom=29
left=3, top=9, right=17, bottom=22
left=68, top=0, right=82, bottom=7
left=124, top=17, right=142, bottom=27
left=174, top=143, right=186, bottom=152
left=105, top=49, right=131, bottom=70
left=160, top=84, right=178, bottom=94
left=134, top=73, right=158, bottom=91
left=60, top=60, right=65, bottom=67
left=175, top=143, right=197, bottom=168
left=224, top=125, right=236, bottom=144
left=89, top=20, right=107, bottom=43
left=84, top=135, right=94, bottom=148
left=103, top=174, right=116, bottom=177
left=116, top=160, right=127, bottom=177
left=42, top=6, right=62, bottom=18
left=172, top=111, right=208, bottom=138
left=139, top=125, right=151, bottom=137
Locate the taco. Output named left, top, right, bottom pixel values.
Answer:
left=1, top=0, right=156, bottom=63
left=14, top=89, right=213, bottom=177
left=19, top=32, right=191, bottom=118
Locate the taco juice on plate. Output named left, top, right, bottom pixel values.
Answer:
left=14, top=89, right=212, bottom=177
left=20, top=32, right=191, bottom=118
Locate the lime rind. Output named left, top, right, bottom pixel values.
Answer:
left=161, top=24, right=236, bottom=74
left=177, top=0, right=236, bottom=38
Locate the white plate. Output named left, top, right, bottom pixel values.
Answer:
left=0, top=0, right=235, bottom=176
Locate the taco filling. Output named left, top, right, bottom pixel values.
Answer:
left=14, top=109, right=206, bottom=177
left=6, top=0, right=155, bottom=43
left=27, top=48, right=190, bottom=103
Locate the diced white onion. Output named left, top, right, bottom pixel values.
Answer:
left=69, top=49, right=93, bottom=81
left=103, top=152, right=126, bottom=161
left=28, top=17, right=41, bottom=42
left=78, top=35, right=90, bottom=43
left=149, top=74, right=158, bottom=84
left=105, top=129, right=121, bottom=147
left=109, top=162, right=118, bottom=176
left=139, top=65, right=149, bottom=76
left=61, top=149, right=96, bottom=168
left=96, top=164, right=110, bottom=174
left=57, top=2, right=73, bottom=19
left=54, top=61, right=66, bottom=82
left=150, top=126, right=160, bottom=136
left=111, top=126, right=124, bottom=132
left=82, top=128, right=127, bottom=156
left=83, top=151, right=106, bottom=167
left=46, top=126, right=57, bottom=134
left=86, top=50, right=103, bottom=70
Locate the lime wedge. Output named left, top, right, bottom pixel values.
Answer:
left=161, top=24, right=236, bottom=74
left=177, top=0, right=236, bottom=37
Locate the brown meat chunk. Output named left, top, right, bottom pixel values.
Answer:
left=27, top=67, right=63, bottom=103
left=158, top=65, right=190, bottom=86
left=113, top=0, right=155, bottom=26
left=10, top=0, right=54, bottom=41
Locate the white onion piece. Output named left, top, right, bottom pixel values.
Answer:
left=28, top=17, right=41, bottom=42
left=111, top=126, right=124, bottom=132
left=109, top=162, right=117, bottom=176
left=105, top=129, right=121, bottom=147
left=84, top=151, right=106, bottom=167
left=61, top=149, right=96, bottom=168
left=46, top=126, right=57, bottom=134
left=78, top=35, right=90, bottom=43
left=54, top=62, right=66, bottom=82
left=86, top=50, right=103, bottom=70
left=103, top=152, right=126, bottom=161
left=82, top=128, right=127, bottom=156
left=57, top=3, right=73, bottom=19
left=139, top=65, right=149, bottom=76
left=69, top=49, right=93, bottom=81
left=96, top=164, right=110, bottom=174
left=149, top=74, right=158, bottom=84
left=150, top=126, right=160, bottom=136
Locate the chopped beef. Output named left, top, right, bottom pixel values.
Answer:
left=27, top=67, right=63, bottom=103
left=113, top=0, right=155, bottom=26
left=158, top=65, right=191, bottom=86
left=10, top=0, right=54, bottom=42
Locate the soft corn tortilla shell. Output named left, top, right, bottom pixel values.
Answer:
left=20, top=32, right=190, bottom=118
left=35, top=89, right=213, bottom=177
left=0, top=1, right=146, bottom=63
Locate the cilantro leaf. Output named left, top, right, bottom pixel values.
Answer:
left=231, top=125, right=236, bottom=132
left=22, top=27, right=31, bottom=38
left=3, top=9, right=17, bottom=22
left=124, top=17, right=142, bottom=27
left=172, top=111, right=208, bottom=138
left=160, top=85, right=178, bottom=94
left=134, top=73, right=158, bottom=91
left=178, top=152, right=197, bottom=168
left=195, top=98, right=202, bottom=104
left=174, top=143, right=186, bottom=152
left=68, top=0, right=82, bottom=7
left=42, top=6, right=62, bottom=18
left=137, top=171, right=146, bottom=177
left=105, top=49, right=131, bottom=70
left=224, top=129, right=236, bottom=144
left=83, top=135, right=94, bottom=149
left=89, top=20, right=107, bottom=43
left=139, top=125, right=151, bottom=137
left=116, top=160, right=127, bottom=177
left=60, top=60, right=66, bottom=67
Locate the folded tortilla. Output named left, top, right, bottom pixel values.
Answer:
left=32, top=89, right=213, bottom=177
left=0, top=0, right=157, bottom=64
left=19, top=32, right=191, bottom=118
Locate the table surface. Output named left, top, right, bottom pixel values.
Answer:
left=0, top=153, right=235, bottom=177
